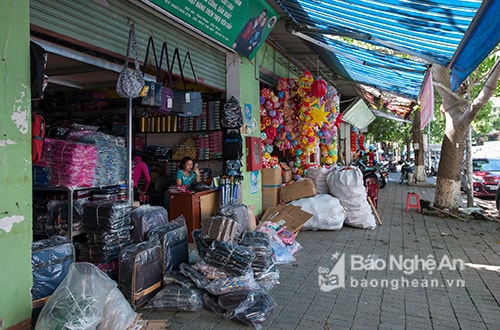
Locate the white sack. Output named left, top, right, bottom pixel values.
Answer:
left=305, top=167, right=332, bottom=194
left=326, top=167, right=377, bottom=230
left=290, top=194, right=346, bottom=231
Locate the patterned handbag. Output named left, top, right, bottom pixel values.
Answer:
left=116, top=23, right=145, bottom=98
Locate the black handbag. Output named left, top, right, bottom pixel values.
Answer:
left=170, top=48, right=203, bottom=117
left=141, top=37, right=162, bottom=108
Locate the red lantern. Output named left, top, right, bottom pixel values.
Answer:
left=311, top=79, right=327, bottom=98
left=350, top=131, right=357, bottom=152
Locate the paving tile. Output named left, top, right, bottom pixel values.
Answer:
left=139, top=177, right=500, bottom=329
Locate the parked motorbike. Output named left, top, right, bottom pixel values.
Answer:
left=399, top=160, right=415, bottom=184
left=353, top=160, right=386, bottom=189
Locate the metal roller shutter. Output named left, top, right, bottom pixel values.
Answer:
left=30, top=0, right=227, bottom=91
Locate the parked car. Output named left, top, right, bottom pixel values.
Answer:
left=496, top=181, right=500, bottom=211
left=461, top=158, right=500, bottom=198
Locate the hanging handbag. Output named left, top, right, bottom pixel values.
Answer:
left=170, top=48, right=203, bottom=117
left=116, top=23, right=145, bottom=99
left=155, top=41, right=175, bottom=115
left=141, top=37, right=163, bottom=107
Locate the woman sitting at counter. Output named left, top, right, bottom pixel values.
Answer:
left=176, top=156, right=201, bottom=186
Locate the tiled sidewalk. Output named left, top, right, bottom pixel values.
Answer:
left=141, top=179, right=500, bottom=329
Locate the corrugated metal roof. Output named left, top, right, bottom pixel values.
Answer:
left=276, top=0, right=498, bottom=96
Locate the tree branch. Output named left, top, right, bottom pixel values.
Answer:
left=470, top=58, right=500, bottom=116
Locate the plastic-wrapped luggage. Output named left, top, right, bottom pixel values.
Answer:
left=119, top=241, right=162, bottom=308
left=130, top=204, right=169, bottom=243
left=31, top=235, right=75, bottom=310
left=149, top=215, right=189, bottom=273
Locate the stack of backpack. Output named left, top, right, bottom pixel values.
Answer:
left=221, top=96, right=244, bottom=177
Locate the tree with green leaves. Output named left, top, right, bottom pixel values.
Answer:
left=432, top=52, right=500, bottom=210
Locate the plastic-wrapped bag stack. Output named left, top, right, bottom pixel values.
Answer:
left=40, top=137, right=98, bottom=188
left=67, top=129, right=127, bottom=186
left=80, top=200, right=133, bottom=274
left=326, top=167, right=377, bottom=229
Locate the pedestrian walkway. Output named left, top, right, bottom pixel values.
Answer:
left=140, top=178, right=500, bottom=329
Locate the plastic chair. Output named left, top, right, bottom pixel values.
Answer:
left=405, top=192, right=421, bottom=212
left=365, top=177, right=379, bottom=208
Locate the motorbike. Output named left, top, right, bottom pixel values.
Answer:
left=399, top=160, right=415, bottom=184
left=353, top=161, right=386, bottom=189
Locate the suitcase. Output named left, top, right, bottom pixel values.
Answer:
left=149, top=215, right=189, bottom=273
left=119, top=241, right=162, bottom=308
left=130, top=205, right=169, bottom=243
left=31, top=235, right=75, bottom=311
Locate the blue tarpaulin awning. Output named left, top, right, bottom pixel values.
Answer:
left=277, top=0, right=500, bottom=94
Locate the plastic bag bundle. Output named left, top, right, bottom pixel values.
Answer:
left=202, top=216, right=240, bottom=242
left=202, top=290, right=276, bottom=330
left=33, top=165, right=50, bottom=187
left=163, top=271, right=197, bottom=288
left=86, top=226, right=133, bottom=245
left=290, top=194, right=346, bottom=231
left=192, top=229, right=213, bottom=258
left=179, top=263, right=210, bottom=289
left=253, top=265, right=280, bottom=293
left=326, top=167, right=377, bottom=229
left=238, top=231, right=273, bottom=272
left=31, top=236, right=74, bottom=302
left=218, top=203, right=250, bottom=236
left=67, top=130, right=127, bottom=186
left=204, top=240, right=255, bottom=276
left=41, top=138, right=98, bottom=188
left=82, top=200, right=132, bottom=232
left=144, top=283, right=203, bottom=311
left=256, top=226, right=296, bottom=265
left=130, top=204, right=169, bottom=243
left=36, top=262, right=136, bottom=330
left=204, top=271, right=260, bottom=295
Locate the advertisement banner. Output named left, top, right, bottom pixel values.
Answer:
left=419, top=70, right=434, bottom=130
left=147, top=0, right=278, bottom=59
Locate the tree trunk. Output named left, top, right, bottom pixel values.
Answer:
left=434, top=114, right=466, bottom=209
left=432, top=59, right=500, bottom=210
left=465, top=127, right=474, bottom=207
left=412, top=108, right=426, bottom=182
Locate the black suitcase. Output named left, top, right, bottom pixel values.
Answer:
left=119, top=241, right=162, bottom=308
left=149, top=215, right=189, bottom=273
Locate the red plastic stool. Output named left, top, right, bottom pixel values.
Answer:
left=405, top=192, right=421, bottom=212
left=365, top=177, right=379, bottom=208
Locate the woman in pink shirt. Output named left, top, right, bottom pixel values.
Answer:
left=132, top=154, right=150, bottom=202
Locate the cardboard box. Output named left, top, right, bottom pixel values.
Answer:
left=262, top=167, right=282, bottom=186
left=261, top=204, right=313, bottom=236
left=262, top=187, right=280, bottom=210
left=280, top=178, right=318, bottom=203
left=280, top=162, right=292, bottom=183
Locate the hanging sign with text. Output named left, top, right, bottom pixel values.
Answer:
left=147, top=0, right=278, bottom=59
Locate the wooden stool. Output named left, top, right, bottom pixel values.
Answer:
left=405, top=192, right=421, bottom=212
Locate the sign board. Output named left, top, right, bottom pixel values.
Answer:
left=146, top=0, right=278, bottom=59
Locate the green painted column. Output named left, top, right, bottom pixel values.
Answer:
left=0, top=0, right=34, bottom=328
